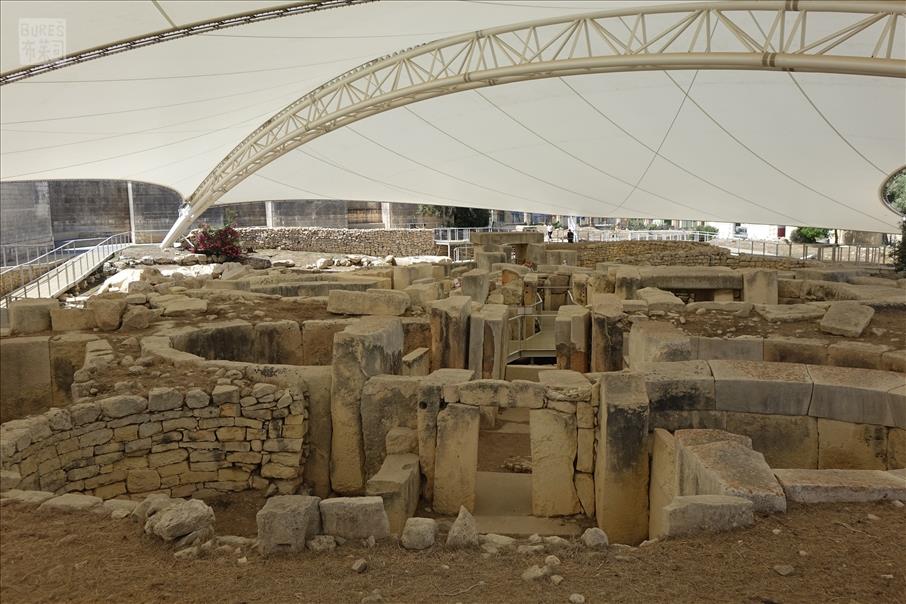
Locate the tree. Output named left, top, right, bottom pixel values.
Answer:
left=790, top=227, right=829, bottom=243
left=884, top=168, right=906, bottom=215
left=892, top=219, right=906, bottom=272
left=417, top=204, right=489, bottom=227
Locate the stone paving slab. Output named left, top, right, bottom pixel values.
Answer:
left=774, top=469, right=906, bottom=503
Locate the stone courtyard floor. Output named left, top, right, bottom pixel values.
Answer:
left=1, top=500, right=903, bottom=603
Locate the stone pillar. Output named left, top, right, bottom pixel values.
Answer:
left=614, top=267, right=640, bottom=300
left=590, top=298, right=626, bottom=372
left=530, top=409, right=581, bottom=516
left=468, top=304, right=511, bottom=379
left=522, top=274, right=539, bottom=338
left=429, top=296, right=471, bottom=371
left=461, top=269, right=490, bottom=303
left=555, top=305, right=590, bottom=372
left=648, top=428, right=677, bottom=539
left=742, top=269, right=779, bottom=304
left=330, top=318, right=403, bottom=494
left=595, top=372, right=650, bottom=545
left=433, top=403, right=480, bottom=514
left=570, top=273, right=589, bottom=306
left=416, top=369, right=474, bottom=501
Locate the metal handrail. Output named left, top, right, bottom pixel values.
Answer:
left=2, top=232, right=132, bottom=307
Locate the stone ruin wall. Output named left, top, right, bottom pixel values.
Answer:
left=0, top=380, right=309, bottom=501
left=545, top=241, right=812, bottom=270
left=234, top=227, right=436, bottom=257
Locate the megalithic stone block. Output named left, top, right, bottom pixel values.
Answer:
left=530, top=408, right=581, bottom=516
left=433, top=403, right=480, bottom=514
left=429, top=296, right=471, bottom=371
left=595, top=372, right=650, bottom=545
left=555, top=305, right=591, bottom=373
left=330, top=317, right=403, bottom=494
left=590, top=297, right=626, bottom=372
left=468, top=304, right=511, bottom=379
left=461, top=269, right=490, bottom=303
left=416, top=369, right=475, bottom=501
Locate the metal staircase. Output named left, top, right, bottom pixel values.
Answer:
left=1, top=233, right=132, bottom=308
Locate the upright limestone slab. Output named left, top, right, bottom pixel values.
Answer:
left=555, top=305, right=591, bottom=372
left=590, top=297, right=626, bottom=372
left=429, top=296, right=471, bottom=371
left=416, top=369, right=475, bottom=500
left=530, top=408, right=581, bottom=516
left=595, top=372, right=650, bottom=545
left=648, top=429, right=677, bottom=539
left=468, top=304, right=510, bottom=380
left=360, top=375, right=421, bottom=480
left=433, top=403, right=480, bottom=514
left=330, top=317, right=403, bottom=494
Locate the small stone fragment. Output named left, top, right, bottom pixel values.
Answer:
left=521, top=565, right=550, bottom=581
left=569, top=594, right=586, bottom=604
left=550, top=575, right=563, bottom=585
left=580, top=527, right=609, bottom=549
left=773, top=564, right=795, bottom=576
left=352, top=558, right=368, bottom=573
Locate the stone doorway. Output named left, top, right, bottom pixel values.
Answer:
left=473, top=407, right=579, bottom=536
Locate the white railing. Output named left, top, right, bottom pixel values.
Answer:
left=1, top=232, right=132, bottom=307
left=718, top=239, right=893, bottom=265
left=581, top=229, right=719, bottom=242
left=433, top=225, right=522, bottom=243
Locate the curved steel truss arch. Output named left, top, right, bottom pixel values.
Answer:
left=162, top=0, right=906, bottom=246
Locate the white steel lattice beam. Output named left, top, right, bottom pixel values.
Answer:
left=161, top=0, right=906, bottom=247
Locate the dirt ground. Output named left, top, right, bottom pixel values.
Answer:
left=666, top=307, right=906, bottom=347
left=478, top=432, right=531, bottom=473
left=2, top=500, right=904, bottom=604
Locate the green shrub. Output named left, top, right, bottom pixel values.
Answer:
left=790, top=227, right=829, bottom=243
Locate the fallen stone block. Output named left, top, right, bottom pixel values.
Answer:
left=256, top=495, right=322, bottom=556
left=144, top=499, right=215, bottom=542
left=679, top=439, right=786, bottom=513
left=1, top=490, right=55, bottom=506
left=319, top=496, right=390, bottom=540
left=635, top=287, right=684, bottom=312
left=401, top=517, right=437, bottom=550
left=819, top=301, right=874, bottom=337
left=445, top=505, right=479, bottom=548
left=39, top=493, right=102, bottom=513
left=366, top=454, right=420, bottom=535
left=661, top=495, right=754, bottom=537
left=754, top=304, right=825, bottom=322
left=773, top=469, right=906, bottom=503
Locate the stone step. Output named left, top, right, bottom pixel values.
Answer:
left=473, top=514, right=582, bottom=537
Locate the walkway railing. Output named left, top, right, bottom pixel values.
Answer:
left=581, top=229, right=719, bottom=242
left=718, top=239, right=892, bottom=265
left=1, top=233, right=132, bottom=308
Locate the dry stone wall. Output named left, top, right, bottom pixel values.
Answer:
left=235, top=227, right=435, bottom=257
left=0, top=382, right=308, bottom=500
left=545, top=242, right=811, bottom=269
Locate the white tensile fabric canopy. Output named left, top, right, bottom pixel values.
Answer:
left=1, top=0, right=904, bottom=240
